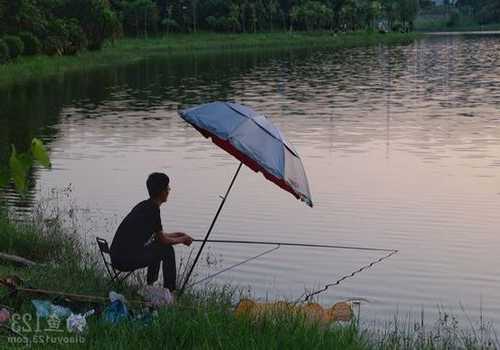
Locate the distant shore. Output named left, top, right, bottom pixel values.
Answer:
left=425, top=30, right=500, bottom=35
left=0, top=32, right=419, bottom=91
left=416, top=22, right=500, bottom=33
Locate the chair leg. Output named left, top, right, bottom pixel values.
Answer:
left=108, top=271, right=134, bottom=286
left=117, top=272, right=134, bottom=284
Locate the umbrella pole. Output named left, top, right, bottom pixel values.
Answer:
left=179, top=162, right=243, bottom=296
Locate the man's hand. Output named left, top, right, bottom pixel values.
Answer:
left=176, top=232, right=193, bottom=246
left=159, top=232, right=193, bottom=246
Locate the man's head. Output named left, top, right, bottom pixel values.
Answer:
left=147, top=172, right=170, bottom=204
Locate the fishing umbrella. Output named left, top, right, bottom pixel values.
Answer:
left=178, top=101, right=313, bottom=294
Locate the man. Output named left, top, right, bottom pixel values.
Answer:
left=110, top=172, right=193, bottom=292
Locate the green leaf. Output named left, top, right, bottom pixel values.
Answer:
left=9, top=145, right=28, bottom=194
left=31, top=138, right=51, bottom=168
left=18, top=152, right=33, bottom=172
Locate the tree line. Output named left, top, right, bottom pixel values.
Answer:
left=0, top=0, right=424, bottom=62
left=118, top=0, right=421, bottom=35
left=453, top=0, right=500, bottom=25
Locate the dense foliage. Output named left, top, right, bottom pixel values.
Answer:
left=0, top=0, right=121, bottom=57
left=0, top=0, right=421, bottom=56
left=19, top=31, right=42, bottom=55
left=3, top=35, right=25, bottom=59
left=0, top=39, right=8, bottom=63
left=108, top=0, right=422, bottom=34
left=455, top=0, right=500, bottom=25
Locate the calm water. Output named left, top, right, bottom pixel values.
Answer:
left=1, top=34, right=500, bottom=328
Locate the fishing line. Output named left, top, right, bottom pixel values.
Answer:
left=188, top=244, right=281, bottom=287
left=189, top=238, right=398, bottom=299
left=299, top=249, right=398, bottom=303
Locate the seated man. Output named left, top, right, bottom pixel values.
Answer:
left=110, top=172, right=193, bottom=291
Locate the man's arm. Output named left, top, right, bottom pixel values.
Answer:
left=155, top=231, right=193, bottom=246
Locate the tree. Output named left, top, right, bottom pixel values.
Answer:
left=122, top=0, right=159, bottom=37
left=290, top=1, right=333, bottom=31
left=474, top=0, right=500, bottom=24
left=60, top=0, right=121, bottom=50
left=419, top=0, right=433, bottom=9
left=190, top=0, right=199, bottom=32
left=397, top=0, right=419, bottom=30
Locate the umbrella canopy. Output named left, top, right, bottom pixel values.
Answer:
left=179, top=101, right=313, bottom=207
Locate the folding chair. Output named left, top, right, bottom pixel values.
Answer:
left=96, top=237, right=134, bottom=284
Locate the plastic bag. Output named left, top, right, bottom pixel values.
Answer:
left=103, top=300, right=128, bottom=325
left=109, top=291, right=126, bottom=304
left=31, top=299, right=72, bottom=319
left=66, top=309, right=95, bottom=333
left=0, top=308, right=10, bottom=324
left=67, top=314, right=86, bottom=333
left=138, top=286, right=173, bottom=307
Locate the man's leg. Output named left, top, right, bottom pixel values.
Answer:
left=112, top=241, right=177, bottom=290
left=161, top=244, right=176, bottom=291
left=144, top=242, right=177, bottom=291
left=146, top=260, right=161, bottom=286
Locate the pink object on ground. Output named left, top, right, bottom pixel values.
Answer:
left=0, top=308, right=11, bottom=323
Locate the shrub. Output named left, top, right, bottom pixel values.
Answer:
left=0, top=39, right=9, bottom=64
left=64, top=19, right=88, bottom=55
left=3, top=35, right=25, bottom=59
left=19, top=32, right=42, bottom=56
left=161, top=18, right=179, bottom=33
left=447, top=10, right=462, bottom=28
left=44, top=36, right=64, bottom=56
left=62, top=0, right=121, bottom=51
left=44, top=19, right=68, bottom=55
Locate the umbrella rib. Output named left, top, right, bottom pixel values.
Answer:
left=225, top=119, right=284, bottom=180
left=225, top=102, right=295, bottom=154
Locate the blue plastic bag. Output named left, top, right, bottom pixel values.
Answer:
left=103, top=300, right=128, bottom=325
left=31, top=299, right=72, bottom=319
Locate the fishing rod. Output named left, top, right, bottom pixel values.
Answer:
left=192, top=238, right=396, bottom=253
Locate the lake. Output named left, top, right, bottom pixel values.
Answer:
left=1, top=33, right=499, bottom=329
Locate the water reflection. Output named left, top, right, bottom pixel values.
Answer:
left=1, top=34, right=500, bottom=328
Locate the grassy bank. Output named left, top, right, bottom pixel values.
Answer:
left=0, top=202, right=366, bottom=349
left=1, top=201, right=498, bottom=349
left=0, top=32, right=419, bottom=91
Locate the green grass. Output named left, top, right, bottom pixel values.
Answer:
left=0, top=206, right=77, bottom=263
left=0, top=31, right=420, bottom=91
left=79, top=301, right=362, bottom=350
left=0, top=200, right=366, bottom=349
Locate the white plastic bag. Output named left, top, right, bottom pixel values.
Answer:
left=138, top=286, right=173, bottom=307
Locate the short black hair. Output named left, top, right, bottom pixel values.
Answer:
left=147, top=172, right=170, bottom=198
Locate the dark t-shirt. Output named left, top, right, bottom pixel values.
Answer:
left=110, top=199, right=163, bottom=257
